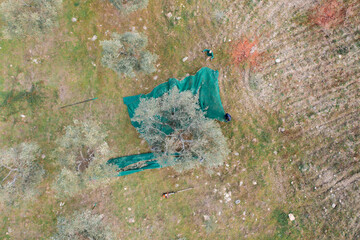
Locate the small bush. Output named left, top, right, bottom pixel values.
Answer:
left=0, top=142, right=44, bottom=204
left=52, top=120, right=118, bottom=197
left=0, top=0, right=62, bottom=38
left=100, top=32, right=158, bottom=78
left=52, top=210, right=115, bottom=240
left=108, top=0, right=148, bottom=14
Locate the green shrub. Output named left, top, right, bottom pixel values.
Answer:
left=100, top=32, right=158, bottom=78
left=52, top=120, right=118, bottom=197
left=132, top=87, right=230, bottom=172
left=0, top=0, right=62, bottom=38
left=52, top=210, right=115, bottom=240
left=0, top=142, right=44, bottom=204
left=108, top=0, right=148, bottom=14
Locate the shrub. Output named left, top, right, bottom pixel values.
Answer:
left=0, top=0, right=62, bottom=38
left=52, top=120, right=118, bottom=197
left=0, top=142, right=44, bottom=204
left=52, top=210, right=115, bottom=240
left=100, top=32, right=158, bottom=78
left=108, top=0, right=148, bottom=14
left=132, top=87, right=230, bottom=172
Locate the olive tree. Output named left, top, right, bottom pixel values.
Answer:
left=108, top=0, right=148, bottom=14
left=132, top=87, right=230, bottom=172
left=0, top=0, right=62, bottom=38
left=52, top=210, right=115, bottom=240
left=52, top=120, right=118, bottom=197
left=0, top=142, right=44, bottom=204
left=100, top=32, right=158, bottom=78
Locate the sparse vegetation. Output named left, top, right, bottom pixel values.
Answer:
left=100, top=32, right=158, bottom=77
left=0, top=0, right=62, bottom=38
left=0, top=143, right=44, bottom=204
left=52, top=210, right=115, bottom=239
left=52, top=120, right=118, bottom=197
left=108, top=0, right=149, bottom=14
left=132, top=87, right=230, bottom=172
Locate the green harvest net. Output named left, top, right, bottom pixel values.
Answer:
left=107, top=67, right=226, bottom=176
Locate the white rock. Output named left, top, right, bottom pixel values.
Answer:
left=273, top=151, right=278, bottom=155
left=143, top=26, right=147, bottom=30
left=20, top=114, right=26, bottom=118
left=234, top=152, right=239, bottom=156
left=288, top=213, right=295, bottom=221
left=176, top=17, right=181, bottom=20
left=332, top=203, right=336, bottom=208
left=182, top=57, right=188, bottom=62
left=239, top=181, right=243, bottom=186
left=235, top=200, right=241, bottom=205
left=203, top=215, right=210, bottom=221
left=71, top=17, right=77, bottom=22
left=275, top=58, right=281, bottom=63
left=153, top=75, right=158, bottom=80
left=175, top=184, right=179, bottom=187
left=252, top=181, right=257, bottom=185
left=128, top=207, right=132, bottom=211
left=41, top=154, right=46, bottom=159
left=166, top=12, right=172, bottom=18
left=128, top=218, right=135, bottom=223
left=59, top=202, right=65, bottom=207
left=91, top=35, right=97, bottom=41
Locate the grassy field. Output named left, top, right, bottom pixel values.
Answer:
left=0, top=0, right=359, bottom=239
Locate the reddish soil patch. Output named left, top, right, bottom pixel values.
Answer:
left=231, top=37, right=261, bottom=69
left=311, top=0, right=346, bottom=29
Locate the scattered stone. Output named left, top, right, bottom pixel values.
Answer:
left=71, top=17, right=77, bottom=22
left=32, top=58, right=39, bottom=64
left=273, top=151, right=278, bottom=155
left=239, top=181, right=243, bottom=186
left=228, top=39, right=231, bottom=42
left=166, top=12, right=172, bottom=18
left=275, top=58, right=281, bottom=63
left=91, top=35, right=97, bottom=41
left=128, top=218, right=135, bottom=223
left=234, top=152, right=239, bottom=156
left=41, top=154, right=46, bottom=159
left=59, top=202, right=65, bottom=207
left=124, top=187, right=127, bottom=190
left=224, top=192, right=232, bottom=203
left=332, top=203, right=336, bottom=208
left=278, top=127, right=286, bottom=133
left=203, top=215, right=210, bottom=221
left=153, top=75, right=158, bottom=80
left=235, top=200, right=241, bottom=205
left=128, top=207, right=132, bottom=211
left=10, top=64, right=12, bottom=68
left=20, top=114, right=26, bottom=118
left=175, top=184, right=179, bottom=187
left=143, top=26, right=147, bottom=30
left=91, top=61, right=96, bottom=67
left=185, top=73, right=190, bottom=77
left=182, top=56, right=188, bottom=62
left=338, top=55, right=342, bottom=59
left=252, top=181, right=257, bottom=185
left=216, top=172, right=221, bottom=176
left=288, top=213, right=295, bottom=221
left=176, top=17, right=181, bottom=20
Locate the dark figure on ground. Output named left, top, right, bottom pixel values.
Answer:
left=202, top=49, right=214, bottom=61
left=225, top=113, right=232, bottom=122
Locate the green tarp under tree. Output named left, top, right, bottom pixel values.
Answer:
left=107, top=67, right=228, bottom=176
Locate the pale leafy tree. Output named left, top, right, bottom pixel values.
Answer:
left=52, top=210, right=115, bottom=240
left=52, top=120, right=118, bottom=197
left=108, top=0, right=148, bottom=14
left=0, top=142, right=44, bottom=204
left=100, top=32, right=158, bottom=78
left=0, top=0, right=62, bottom=38
left=132, top=87, right=230, bottom=172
